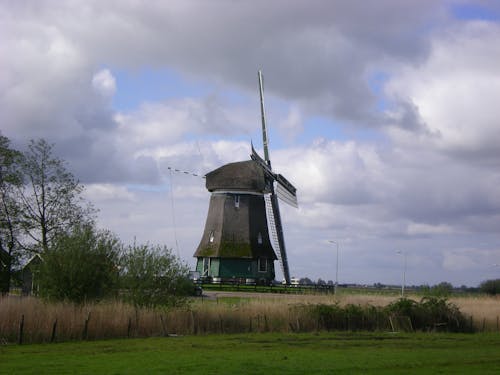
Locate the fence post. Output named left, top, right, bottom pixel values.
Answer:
left=219, top=315, right=224, bottom=334
left=191, top=311, right=196, bottom=334
left=50, top=319, right=58, bottom=343
left=18, top=314, right=24, bottom=345
left=127, top=317, right=132, bottom=338
left=82, top=312, right=91, bottom=340
left=160, top=315, right=168, bottom=337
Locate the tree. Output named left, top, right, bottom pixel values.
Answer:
left=479, top=279, right=500, bottom=295
left=17, top=139, right=95, bottom=253
left=299, top=277, right=313, bottom=285
left=38, top=224, right=121, bottom=303
left=120, top=244, right=193, bottom=308
left=0, top=135, right=23, bottom=294
left=429, top=281, right=454, bottom=297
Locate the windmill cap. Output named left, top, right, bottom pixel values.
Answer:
left=205, top=160, right=268, bottom=193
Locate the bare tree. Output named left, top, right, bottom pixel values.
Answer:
left=17, top=139, right=95, bottom=253
left=0, top=135, right=23, bottom=294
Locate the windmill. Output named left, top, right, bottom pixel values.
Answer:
left=193, top=71, right=298, bottom=284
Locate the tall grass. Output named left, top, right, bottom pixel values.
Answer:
left=1, top=293, right=498, bottom=344
left=0, top=297, right=163, bottom=343
left=451, top=295, right=500, bottom=331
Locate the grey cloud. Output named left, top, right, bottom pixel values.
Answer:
left=3, top=1, right=444, bottom=128
left=276, top=138, right=500, bottom=242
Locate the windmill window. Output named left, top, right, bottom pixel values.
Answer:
left=257, top=232, right=263, bottom=245
left=209, top=231, right=214, bottom=243
left=234, top=195, right=240, bottom=208
left=258, top=258, right=267, bottom=273
left=203, top=257, right=211, bottom=276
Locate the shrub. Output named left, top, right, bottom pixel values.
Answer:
left=428, top=282, right=454, bottom=297
left=38, top=225, right=121, bottom=303
left=386, top=297, right=469, bottom=332
left=306, top=303, right=388, bottom=331
left=310, top=303, right=344, bottom=330
left=119, top=244, right=193, bottom=308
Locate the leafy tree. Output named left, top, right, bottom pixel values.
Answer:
left=429, top=281, right=454, bottom=297
left=0, top=135, right=23, bottom=294
left=479, top=279, right=500, bottom=295
left=119, top=244, right=193, bottom=308
left=38, top=224, right=121, bottom=303
left=17, top=139, right=95, bottom=253
left=299, top=277, right=313, bottom=285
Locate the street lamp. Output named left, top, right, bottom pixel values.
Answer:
left=396, top=251, right=407, bottom=297
left=329, top=240, right=339, bottom=295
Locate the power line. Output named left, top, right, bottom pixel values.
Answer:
left=167, top=166, right=205, bottom=178
left=168, top=168, right=181, bottom=258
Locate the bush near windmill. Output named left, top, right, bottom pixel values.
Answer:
left=35, top=226, right=193, bottom=306
left=37, top=224, right=121, bottom=303
left=119, top=243, right=193, bottom=308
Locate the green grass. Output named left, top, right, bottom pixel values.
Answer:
left=2, top=332, right=500, bottom=374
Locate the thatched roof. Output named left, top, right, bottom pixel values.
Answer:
left=205, top=160, right=268, bottom=193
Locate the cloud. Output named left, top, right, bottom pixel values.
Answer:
left=385, top=20, right=500, bottom=159
left=274, top=140, right=389, bottom=206
left=1, top=0, right=446, bottom=132
left=406, top=222, right=453, bottom=236
left=92, top=69, right=116, bottom=98
left=85, top=183, right=135, bottom=203
left=278, top=106, right=303, bottom=142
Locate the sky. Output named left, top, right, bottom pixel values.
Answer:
left=2, top=0, right=500, bottom=287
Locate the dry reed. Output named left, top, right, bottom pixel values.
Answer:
left=451, top=295, right=500, bottom=331
left=1, top=293, right=499, bottom=344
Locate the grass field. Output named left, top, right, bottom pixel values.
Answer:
left=1, top=332, right=500, bottom=374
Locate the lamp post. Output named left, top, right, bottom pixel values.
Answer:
left=329, top=240, right=339, bottom=295
left=396, top=251, right=407, bottom=297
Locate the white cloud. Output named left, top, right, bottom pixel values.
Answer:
left=92, top=69, right=116, bottom=98
left=274, top=140, right=389, bottom=206
left=385, top=21, right=500, bottom=157
left=84, top=183, right=135, bottom=203
left=278, top=105, right=303, bottom=142
left=407, top=222, right=453, bottom=236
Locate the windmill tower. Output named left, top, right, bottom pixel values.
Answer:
left=194, top=71, right=298, bottom=284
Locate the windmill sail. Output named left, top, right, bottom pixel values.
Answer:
left=257, top=70, right=297, bottom=284
left=276, top=174, right=298, bottom=208
left=258, top=70, right=271, bottom=165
